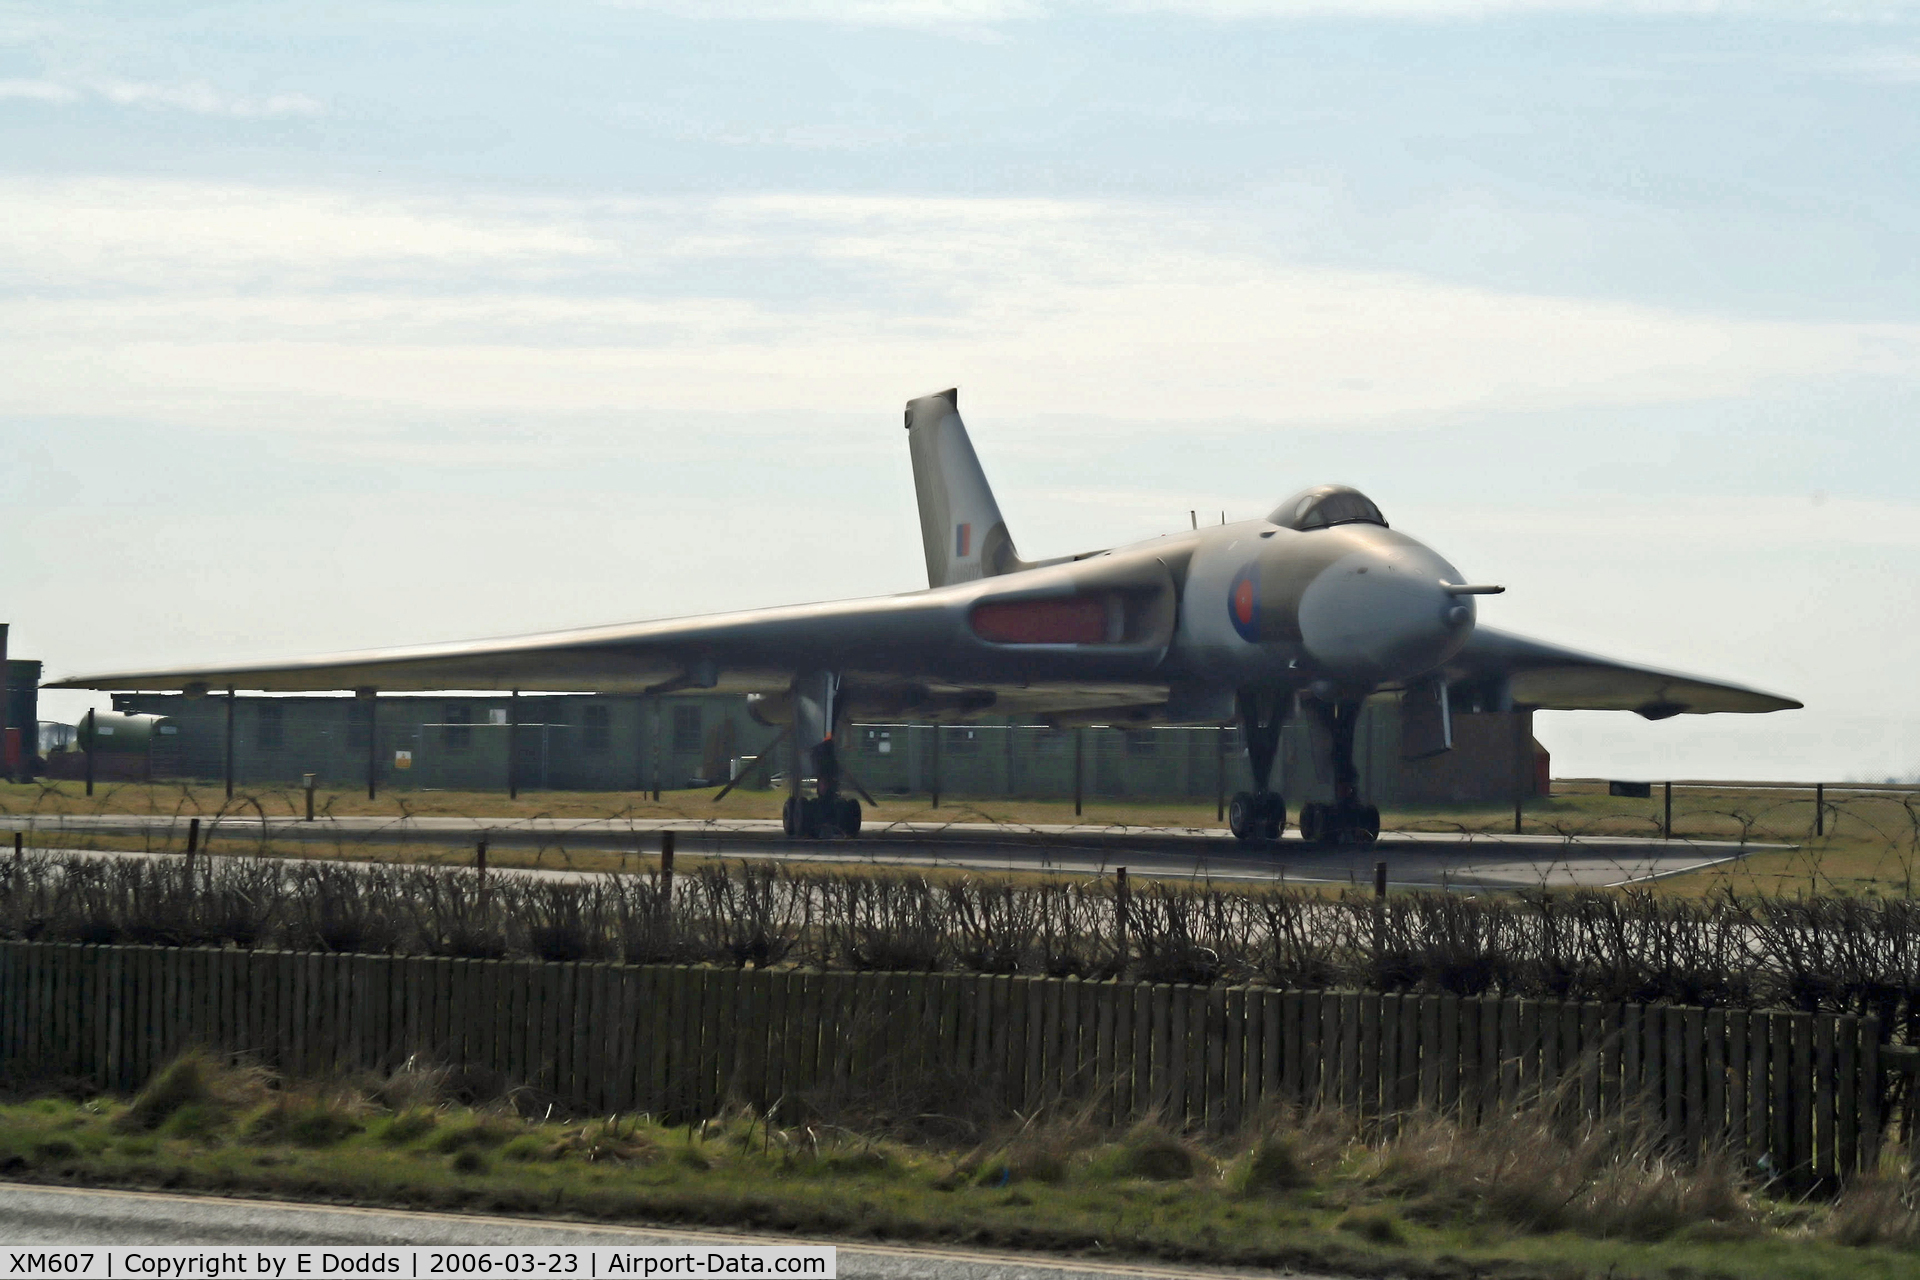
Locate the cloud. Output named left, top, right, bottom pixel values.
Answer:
left=599, top=0, right=1920, bottom=23
left=4, top=177, right=1920, bottom=434
left=0, top=77, right=78, bottom=103
left=0, top=76, right=321, bottom=117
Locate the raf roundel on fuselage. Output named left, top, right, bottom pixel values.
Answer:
left=1270, top=485, right=1388, bottom=532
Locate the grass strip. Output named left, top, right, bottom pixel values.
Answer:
left=0, top=1056, right=1914, bottom=1280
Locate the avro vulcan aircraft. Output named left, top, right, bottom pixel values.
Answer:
left=53, top=390, right=1799, bottom=844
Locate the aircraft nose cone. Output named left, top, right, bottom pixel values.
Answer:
left=1298, top=545, right=1472, bottom=681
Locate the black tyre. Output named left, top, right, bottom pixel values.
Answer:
left=1298, top=802, right=1324, bottom=843
left=781, top=796, right=803, bottom=838
left=1257, top=790, right=1286, bottom=840
left=1359, top=804, right=1381, bottom=842
left=1227, top=791, right=1258, bottom=841
left=838, top=796, right=862, bottom=837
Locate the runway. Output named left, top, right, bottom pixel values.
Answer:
left=0, top=1183, right=1306, bottom=1279
left=1, top=813, right=1778, bottom=889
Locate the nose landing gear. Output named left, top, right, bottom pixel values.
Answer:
left=1300, top=698, right=1380, bottom=845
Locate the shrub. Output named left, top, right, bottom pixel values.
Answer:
left=450, top=1148, right=490, bottom=1174
left=373, top=1110, right=438, bottom=1146
left=116, top=1052, right=263, bottom=1133
left=1094, top=1126, right=1196, bottom=1182
left=1231, top=1133, right=1309, bottom=1194
left=1336, top=1208, right=1405, bottom=1245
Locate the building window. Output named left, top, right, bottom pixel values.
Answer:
left=583, top=704, right=610, bottom=752
left=864, top=727, right=892, bottom=755
left=672, top=705, right=702, bottom=753
left=257, top=702, right=284, bottom=752
left=443, top=703, right=472, bottom=751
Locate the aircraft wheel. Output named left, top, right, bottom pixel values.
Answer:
left=1227, top=791, right=1259, bottom=841
left=1298, top=802, right=1326, bottom=844
left=1257, top=790, right=1286, bottom=840
left=837, top=796, right=862, bottom=837
left=1358, top=804, right=1381, bottom=843
left=781, top=796, right=804, bottom=838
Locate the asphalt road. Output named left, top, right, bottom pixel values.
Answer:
left=0, top=1184, right=1317, bottom=1280
left=7, top=813, right=1771, bottom=888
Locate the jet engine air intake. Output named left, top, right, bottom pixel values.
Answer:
left=969, top=586, right=1170, bottom=648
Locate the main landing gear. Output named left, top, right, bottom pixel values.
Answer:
left=1227, top=690, right=1288, bottom=842
left=781, top=671, right=862, bottom=840
left=1226, top=690, right=1380, bottom=846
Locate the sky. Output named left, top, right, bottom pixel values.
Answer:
left=1, top=0, right=1916, bottom=782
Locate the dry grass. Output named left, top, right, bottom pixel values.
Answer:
left=3, top=1052, right=1915, bottom=1279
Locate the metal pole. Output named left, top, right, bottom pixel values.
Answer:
left=304, top=773, right=315, bottom=822
left=363, top=690, right=379, bottom=801
left=224, top=687, right=236, bottom=800
left=1662, top=781, right=1672, bottom=840
left=508, top=689, right=520, bottom=801
left=1815, top=782, right=1825, bottom=837
left=186, top=816, right=199, bottom=858
left=84, top=708, right=95, bottom=797
left=659, top=831, right=675, bottom=912
left=1215, top=723, right=1227, bottom=822
left=930, top=723, right=942, bottom=809
left=1073, top=728, right=1084, bottom=818
left=1512, top=711, right=1526, bottom=835
left=1114, top=866, right=1129, bottom=972
left=0, top=622, right=11, bottom=783
left=649, top=697, right=661, bottom=802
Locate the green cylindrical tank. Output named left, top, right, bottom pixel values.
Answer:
left=78, top=711, right=168, bottom=755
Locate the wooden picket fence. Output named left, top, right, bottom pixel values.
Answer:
left=0, top=941, right=1898, bottom=1185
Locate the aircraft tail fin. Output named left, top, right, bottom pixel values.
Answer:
left=905, top=389, right=1025, bottom=589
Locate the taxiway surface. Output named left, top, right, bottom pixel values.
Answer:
left=0, top=1184, right=1321, bottom=1280
left=1, top=814, right=1775, bottom=888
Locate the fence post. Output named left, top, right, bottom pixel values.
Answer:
left=224, top=687, right=236, bottom=800
left=1663, top=781, right=1672, bottom=840
left=659, top=831, right=675, bottom=924
left=1073, top=728, right=1083, bottom=818
left=1512, top=711, right=1527, bottom=835
left=1216, top=724, right=1227, bottom=823
left=1373, top=860, right=1387, bottom=968
left=84, top=708, right=95, bottom=798
left=930, top=724, right=942, bottom=809
left=303, top=773, right=316, bottom=822
left=1815, top=783, right=1825, bottom=838
left=508, top=690, right=520, bottom=801
left=1114, top=867, right=1129, bottom=972
left=0, top=622, right=9, bottom=784
left=359, top=688, right=379, bottom=801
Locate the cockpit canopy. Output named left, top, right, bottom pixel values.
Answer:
left=1269, top=485, right=1388, bottom=532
